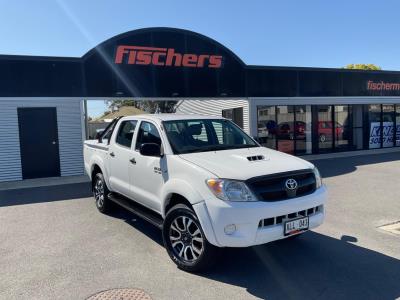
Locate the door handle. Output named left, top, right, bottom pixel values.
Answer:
left=109, top=152, right=115, bottom=157
left=130, top=158, right=136, bottom=164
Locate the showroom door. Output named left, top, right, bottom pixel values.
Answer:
left=17, top=107, right=60, bottom=179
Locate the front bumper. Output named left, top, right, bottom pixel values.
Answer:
left=193, top=185, right=327, bottom=247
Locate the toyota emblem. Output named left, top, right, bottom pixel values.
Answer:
left=285, top=178, right=298, bottom=190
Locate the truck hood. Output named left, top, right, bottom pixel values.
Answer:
left=178, top=147, right=314, bottom=180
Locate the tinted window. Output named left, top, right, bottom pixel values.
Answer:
left=116, top=120, right=137, bottom=147
left=135, top=121, right=162, bottom=150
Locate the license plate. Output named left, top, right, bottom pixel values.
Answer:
left=284, top=216, right=309, bottom=236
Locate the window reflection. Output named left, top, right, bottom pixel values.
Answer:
left=382, top=104, right=394, bottom=148
left=317, top=105, right=333, bottom=151
left=276, top=106, right=295, bottom=154
left=294, top=106, right=312, bottom=154
left=257, top=105, right=312, bottom=154
left=369, top=104, right=382, bottom=149
left=257, top=106, right=276, bottom=150
left=334, top=105, right=350, bottom=149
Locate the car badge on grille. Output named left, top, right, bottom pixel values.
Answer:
left=285, top=178, right=298, bottom=198
left=285, top=178, right=298, bottom=191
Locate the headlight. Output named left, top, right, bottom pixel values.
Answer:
left=206, top=179, right=257, bottom=202
left=313, top=167, right=322, bottom=189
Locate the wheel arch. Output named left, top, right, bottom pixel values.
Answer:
left=161, top=179, right=204, bottom=218
left=88, top=156, right=111, bottom=191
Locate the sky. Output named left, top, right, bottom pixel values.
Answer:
left=1, top=0, right=400, bottom=117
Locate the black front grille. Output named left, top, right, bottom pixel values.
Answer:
left=246, top=169, right=316, bottom=202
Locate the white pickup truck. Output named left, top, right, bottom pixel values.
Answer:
left=84, top=114, right=327, bottom=272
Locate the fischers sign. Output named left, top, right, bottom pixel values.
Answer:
left=114, top=45, right=223, bottom=68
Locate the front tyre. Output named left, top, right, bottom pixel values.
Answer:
left=162, top=204, right=218, bottom=272
left=93, top=173, right=112, bottom=214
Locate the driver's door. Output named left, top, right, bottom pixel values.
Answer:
left=129, top=120, right=166, bottom=212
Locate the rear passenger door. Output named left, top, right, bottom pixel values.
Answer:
left=108, top=120, right=137, bottom=197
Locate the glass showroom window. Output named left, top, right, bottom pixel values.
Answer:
left=368, top=104, right=382, bottom=149
left=396, top=105, right=400, bottom=147
left=294, top=106, right=312, bottom=155
left=317, top=105, right=333, bottom=152
left=276, top=105, right=295, bottom=154
left=334, top=105, right=351, bottom=150
left=257, top=106, right=276, bottom=149
left=258, top=105, right=312, bottom=155
left=382, top=104, right=395, bottom=148
left=351, top=105, right=364, bottom=150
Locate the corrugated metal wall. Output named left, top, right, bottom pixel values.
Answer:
left=0, top=98, right=84, bottom=182
left=175, top=99, right=250, bottom=133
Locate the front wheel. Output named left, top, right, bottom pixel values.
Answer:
left=162, top=204, right=219, bottom=272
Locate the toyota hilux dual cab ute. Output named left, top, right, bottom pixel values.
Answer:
left=84, top=114, right=326, bottom=272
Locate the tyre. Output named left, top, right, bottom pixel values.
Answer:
left=319, top=133, right=327, bottom=143
left=162, top=204, right=219, bottom=272
left=92, top=173, right=113, bottom=213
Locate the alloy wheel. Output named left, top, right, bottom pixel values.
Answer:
left=169, top=216, right=204, bottom=262
left=94, top=178, right=105, bottom=208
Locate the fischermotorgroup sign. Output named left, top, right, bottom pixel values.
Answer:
left=367, top=80, right=400, bottom=91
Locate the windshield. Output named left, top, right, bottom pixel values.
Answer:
left=163, top=119, right=259, bottom=154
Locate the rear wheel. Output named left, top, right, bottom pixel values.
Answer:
left=93, top=173, right=113, bottom=213
left=162, top=204, right=219, bottom=272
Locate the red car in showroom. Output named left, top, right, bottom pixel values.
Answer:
left=318, top=121, right=344, bottom=143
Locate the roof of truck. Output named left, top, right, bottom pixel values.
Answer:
left=124, top=113, right=225, bottom=122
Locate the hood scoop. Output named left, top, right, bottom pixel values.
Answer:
left=247, top=155, right=266, bottom=162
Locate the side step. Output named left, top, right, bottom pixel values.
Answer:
left=108, top=193, right=164, bottom=229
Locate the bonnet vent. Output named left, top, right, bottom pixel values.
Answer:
left=247, top=155, right=265, bottom=162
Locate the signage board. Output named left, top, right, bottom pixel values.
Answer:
left=369, top=122, right=395, bottom=148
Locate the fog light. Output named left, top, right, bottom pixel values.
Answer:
left=224, top=224, right=236, bottom=235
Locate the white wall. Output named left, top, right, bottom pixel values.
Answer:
left=175, top=99, right=251, bottom=134
left=0, top=98, right=84, bottom=182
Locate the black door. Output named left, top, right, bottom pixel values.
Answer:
left=18, top=107, right=60, bottom=179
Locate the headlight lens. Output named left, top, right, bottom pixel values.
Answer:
left=206, top=179, right=257, bottom=202
left=313, top=167, right=322, bottom=189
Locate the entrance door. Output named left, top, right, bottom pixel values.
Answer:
left=17, top=107, right=60, bottom=179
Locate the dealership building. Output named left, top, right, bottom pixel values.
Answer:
left=0, top=27, right=399, bottom=182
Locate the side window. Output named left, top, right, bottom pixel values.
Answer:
left=135, top=121, right=162, bottom=150
left=115, top=120, right=137, bottom=148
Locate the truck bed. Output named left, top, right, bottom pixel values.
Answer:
left=83, top=139, right=110, bottom=179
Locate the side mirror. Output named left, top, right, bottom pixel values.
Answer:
left=140, top=143, right=162, bottom=157
left=95, top=131, right=104, bottom=141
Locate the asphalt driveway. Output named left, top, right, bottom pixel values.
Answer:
left=0, top=152, right=399, bottom=300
